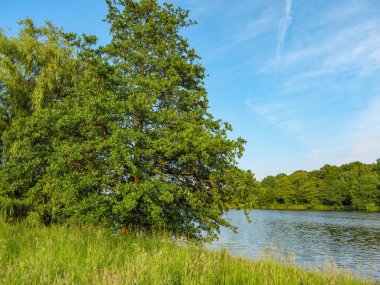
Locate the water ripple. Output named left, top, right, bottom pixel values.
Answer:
left=210, top=210, right=380, bottom=281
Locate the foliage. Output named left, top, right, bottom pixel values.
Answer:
left=0, top=0, right=258, bottom=241
left=0, top=19, right=80, bottom=151
left=258, top=160, right=380, bottom=210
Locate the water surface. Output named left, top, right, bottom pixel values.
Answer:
left=210, top=210, right=380, bottom=281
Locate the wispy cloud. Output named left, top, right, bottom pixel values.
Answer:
left=273, top=19, right=380, bottom=71
left=244, top=98, right=308, bottom=135
left=185, top=0, right=380, bottom=175
left=274, top=18, right=380, bottom=98
left=317, top=1, right=366, bottom=27
left=246, top=13, right=380, bottom=166
left=212, top=6, right=278, bottom=56
left=277, top=0, right=292, bottom=62
left=237, top=7, right=278, bottom=42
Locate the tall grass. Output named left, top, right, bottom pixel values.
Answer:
left=0, top=218, right=375, bottom=284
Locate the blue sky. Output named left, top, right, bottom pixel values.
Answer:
left=1, top=0, right=380, bottom=180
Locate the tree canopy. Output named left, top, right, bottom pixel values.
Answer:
left=0, top=0, right=258, bottom=241
left=258, top=160, right=380, bottom=210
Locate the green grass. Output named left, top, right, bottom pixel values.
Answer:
left=0, top=219, right=375, bottom=284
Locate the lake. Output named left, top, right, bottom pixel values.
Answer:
left=210, top=210, right=380, bottom=281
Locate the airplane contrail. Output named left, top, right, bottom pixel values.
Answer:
left=277, top=0, right=293, bottom=62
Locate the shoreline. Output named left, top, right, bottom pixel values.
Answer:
left=255, top=205, right=380, bottom=212
left=0, top=220, right=376, bottom=284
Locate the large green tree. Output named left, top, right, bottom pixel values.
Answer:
left=0, top=0, right=257, bottom=241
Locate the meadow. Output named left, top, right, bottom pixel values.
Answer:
left=0, top=218, right=375, bottom=285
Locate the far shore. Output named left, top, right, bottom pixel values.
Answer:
left=256, top=204, right=380, bottom=212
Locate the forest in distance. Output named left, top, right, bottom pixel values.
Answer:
left=248, top=159, right=380, bottom=211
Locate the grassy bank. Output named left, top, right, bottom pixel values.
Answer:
left=0, top=219, right=375, bottom=284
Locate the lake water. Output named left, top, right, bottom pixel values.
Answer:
left=210, top=210, right=380, bottom=281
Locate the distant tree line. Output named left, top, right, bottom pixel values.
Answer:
left=257, top=160, right=380, bottom=210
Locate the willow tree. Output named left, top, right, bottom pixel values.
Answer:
left=0, top=0, right=257, bottom=240
left=0, top=19, right=80, bottom=159
left=0, top=19, right=84, bottom=222
left=0, top=19, right=80, bottom=122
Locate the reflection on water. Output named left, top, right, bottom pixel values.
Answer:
left=209, top=210, right=380, bottom=280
